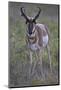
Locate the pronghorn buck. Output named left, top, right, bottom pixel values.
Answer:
left=20, top=7, right=52, bottom=78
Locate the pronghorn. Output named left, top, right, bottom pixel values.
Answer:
left=20, top=7, right=52, bottom=78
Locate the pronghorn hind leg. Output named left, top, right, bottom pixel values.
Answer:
left=46, top=45, right=52, bottom=73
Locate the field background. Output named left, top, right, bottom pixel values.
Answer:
left=9, top=2, right=59, bottom=87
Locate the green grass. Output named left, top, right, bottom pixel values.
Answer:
left=9, top=18, right=59, bottom=86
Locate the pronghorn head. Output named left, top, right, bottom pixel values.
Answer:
left=20, top=7, right=41, bottom=35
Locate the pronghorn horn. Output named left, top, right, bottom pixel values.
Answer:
left=20, top=7, right=29, bottom=22
left=33, top=7, right=41, bottom=22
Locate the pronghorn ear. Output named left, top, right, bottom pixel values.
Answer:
left=25, top=20, right=28, bottom=24
left=33, top=21, right=36, bottom=24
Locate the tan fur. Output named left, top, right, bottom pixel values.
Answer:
left=33, top=24, right=48, bottom=47
left=26, top=24, right=49, bottom=47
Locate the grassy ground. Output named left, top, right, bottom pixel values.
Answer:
left=9, top=2, right=59, bottom=87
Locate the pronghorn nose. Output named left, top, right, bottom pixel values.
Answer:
left=29, top=30, right=32, bottom=35
left=29, top=33, right=32, bottom=36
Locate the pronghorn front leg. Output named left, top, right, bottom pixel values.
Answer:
left=46, top=45, right=52, bottom=72
left=29, top=50, right=33, bottom=79
left=38, top=49, right=44, bottom=78
left=31, top=51, right=38, bottom=76
left=29, top=50, right=32, bottom=64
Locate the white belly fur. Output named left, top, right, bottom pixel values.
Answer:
left=28, top=43, right=40, bottom=51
